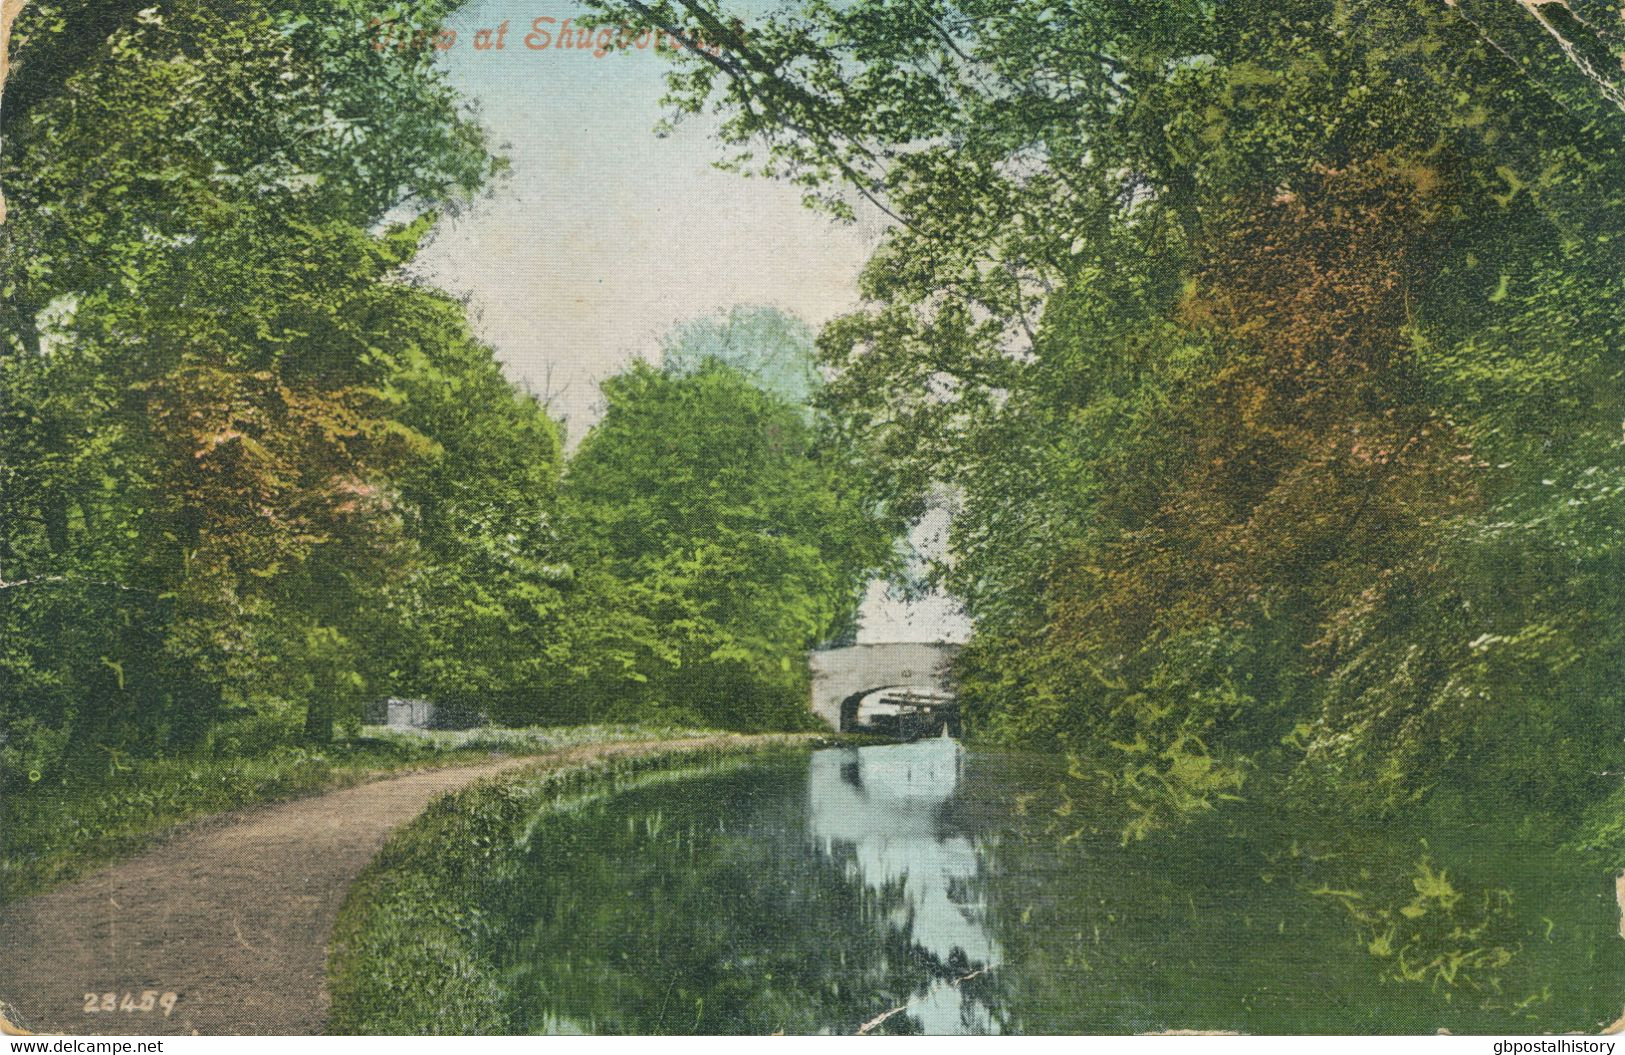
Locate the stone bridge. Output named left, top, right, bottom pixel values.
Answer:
left=808, top=642, right=961, bottom=732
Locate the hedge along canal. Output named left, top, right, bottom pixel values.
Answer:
left=326, top=733, right=838, bottom=1034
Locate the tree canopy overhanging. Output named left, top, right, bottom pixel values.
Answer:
left=576, top=0, right=1625, bottom=841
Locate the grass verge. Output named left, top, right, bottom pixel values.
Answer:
left=1, top=723, right=716, bottom=903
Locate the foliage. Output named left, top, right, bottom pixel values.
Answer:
left=559, top=360, right=897, bottom=729
left=584, top=0, right=1625, bottom=835
left=0, top=0, right=494, bottom=766
left=661, top=305, right=822, bottom=410
left=0, top=2, right=880, bottom=787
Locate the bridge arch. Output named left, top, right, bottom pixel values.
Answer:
left=808, top=643, right=960, bottom=731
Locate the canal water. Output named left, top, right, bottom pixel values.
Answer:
left=480, top=739, right=1624, bottom=1034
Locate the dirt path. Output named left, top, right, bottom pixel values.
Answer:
left=0, top=735, right=799, bottom=1036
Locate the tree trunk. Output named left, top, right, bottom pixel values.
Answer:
left=0, top=0, right=28, bottom=224
left=304, top=697, right=334, bottom=744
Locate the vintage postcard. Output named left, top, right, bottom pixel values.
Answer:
left=3, top=0, right=1625, bottom=1042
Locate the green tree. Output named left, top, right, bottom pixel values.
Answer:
left=562, top=360, right=893, bottom=728
left=372, top=288, right=576, bottom=725
left=662, top=305, right=822, bottom=410
left=0, top=0, right=498, bottom=767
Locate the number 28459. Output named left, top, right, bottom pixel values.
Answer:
left=83, top=991, right=178, bottom=1016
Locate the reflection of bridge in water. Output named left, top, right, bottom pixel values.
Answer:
left=808, top=643, right=961, bottom=739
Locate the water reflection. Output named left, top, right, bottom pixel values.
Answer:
left=807, top=740, right=998, bottom=1033
left=482, top=744, right=1625, bottom=1035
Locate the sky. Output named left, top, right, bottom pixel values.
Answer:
left=411, top=0, right=972, bottom=643
left=409, top=0, right=883, bottom=435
